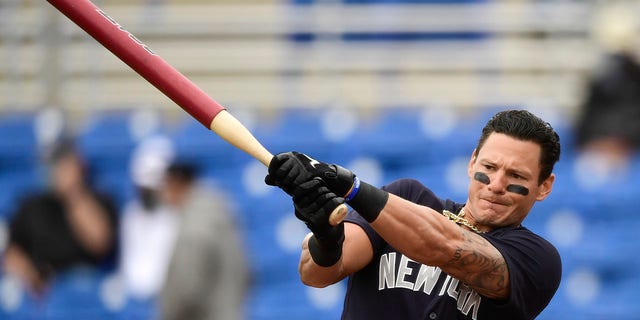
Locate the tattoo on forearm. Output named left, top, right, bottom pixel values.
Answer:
left=445, top=231, right=508, bottom=294
left=451, top=248, right=463, bottom=263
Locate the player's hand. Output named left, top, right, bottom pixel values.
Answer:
left=292, top=178, right=345, bottom=267
left=293, top=178, right=343, bottom=233
left=265, top=151, right=356, bottom=198
left=266, top=151, right=388, bottom=224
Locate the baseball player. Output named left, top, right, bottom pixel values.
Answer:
left=265, top=110, right=561, bottom=319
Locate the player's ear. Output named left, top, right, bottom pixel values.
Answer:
left=467, top=149, right=478, bottom=179
left=536, top=173, right=555, bottom=201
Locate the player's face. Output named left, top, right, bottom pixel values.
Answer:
left=466, top=133, right=554, bottom=230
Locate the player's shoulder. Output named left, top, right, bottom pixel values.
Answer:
left=382, top=178, right=430, bottom=196
left=491, top=225, right=555, bottom=244
left=486, top=226, right=562, bottom=301
left=382, top=178, right=456, bottom=211
left=487, top=226, right=561, bottom=263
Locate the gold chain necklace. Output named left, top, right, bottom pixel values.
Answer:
left=442, top=207, right=484, bottom=233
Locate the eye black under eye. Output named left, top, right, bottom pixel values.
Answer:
left=506, top=184, right=529, bottom=196
left=474, top=172, right=490, bottom=185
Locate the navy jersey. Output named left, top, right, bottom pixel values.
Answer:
left=341, top=179, right=561, bottom=320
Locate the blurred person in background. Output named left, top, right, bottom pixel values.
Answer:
left=574, top=3, right=640, bottom=173
left=159, top=161, right=249, bottom=320
left=119, top=135, right=179, bottom=301
left=2, top=138, right=118, bottom=296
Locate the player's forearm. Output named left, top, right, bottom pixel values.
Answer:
left=299, top=233, right=347, bottom=288
left=370, top=193, right=463, bottom=266
left=370, top=194, right=510, bottom=299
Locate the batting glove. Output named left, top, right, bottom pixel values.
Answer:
left=293, top=178, right=345, bottom=267
left=265, top=151, right=355, bottom=198
left=266, top=151, right=389, bottom=223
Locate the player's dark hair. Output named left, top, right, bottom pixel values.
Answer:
left=475, top=110, right=561, bottom=184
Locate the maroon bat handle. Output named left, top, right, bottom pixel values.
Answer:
left=46, top=0, right=224, bottom=127
left=45, top=0, right=350, bottom=226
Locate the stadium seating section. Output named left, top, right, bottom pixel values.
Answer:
left=0, top=106, right=638, bottom=320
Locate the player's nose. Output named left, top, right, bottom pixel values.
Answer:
left=486, top=172, right=507, bottom=194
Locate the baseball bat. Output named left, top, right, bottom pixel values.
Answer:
left=45, top=0, right=348, bottom=226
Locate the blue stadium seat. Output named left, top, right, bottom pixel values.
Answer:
left=240, top=192, right=302, bottom=283
left=0, top=169, right=44, bottom=220
left=384, top=163, right=454, bottom=198
left=77, top=111, right=138, bottom=173
left=0, top=273, right=47, bottom=319
left=559, top=154, right=640, bottom=221
left=0, top=112, right=39, bottom=171
left=118, top=296, right=158, bottom=320
left=558, top=218, right=640, bottom=278
left=247, top=281, right=343, bottom=320
left=76, top=111, right=144, bottom=214
left=44, top=268, right=117, bottom=320
left=339, top=0, right=491, bottom=42
left=288, top=0, right=491, bottom=42
left=354, top=107, right=476, bottom=170
left=90, top=168, right=135, bottom=211
left=545, top=269, right=640, bottom=320
left=353, top=108, right=431, bottom=170
left=586, top=275, right=640, bottom=319
left=170, top=116, right=248, bottom=173
left=244, top=224, right=301, bottom=284
left=253, top=108, right=359, bottom=165
left=537, top=296, right=574, bottom=320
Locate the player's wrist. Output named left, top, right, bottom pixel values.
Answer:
left=324, top=164, right=356, bottom=197
left=307, top=223, right=345, bottom=267
left=343, top=176, right=361, bottom=202
left=346, top=181, right=388, bottom=223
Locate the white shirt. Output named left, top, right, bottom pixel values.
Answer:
left=119, top=200, right=179, bottom=300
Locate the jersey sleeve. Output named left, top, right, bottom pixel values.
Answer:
left=482, top=228, right=562, bottom=318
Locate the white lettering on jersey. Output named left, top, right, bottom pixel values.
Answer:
left=413, top=264, right=442, bottom=294
left=448, top=278, right=460, bottom=300
left=379, top=252, right=397, bottom=290
left=439, top=275, right=451, bottom=296
left=395, top=254, right=415, bottom=290
left=462, top=289, right=482, bottom=320
left=378, top=253, right=482, bottom=320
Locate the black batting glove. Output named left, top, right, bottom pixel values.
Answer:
left=293, top=178, right=343, bottom=235
left=293, top=178, right=345, bottom=267
left=266, top=151, right=389, bottom=223
left=265, top=151, right=356, bottom=198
